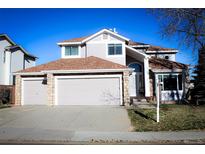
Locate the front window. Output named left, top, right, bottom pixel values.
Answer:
left=163, top=75, right=177, bottom=90
left=65, top=46, right=79, bottom=56
left=158, top=74, right=182, bottom=91
left=108, top=44, right=122, bottom=55
left=128, top=63, right=142, bottom=72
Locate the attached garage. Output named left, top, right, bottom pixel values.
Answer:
left=22, top=78, right=47, bottom=105
left=15, top=56, right=130, bottom=106
left=55, top=75, right=122, bottom=105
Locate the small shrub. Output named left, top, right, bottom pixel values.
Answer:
left=0, top=89, right=11, bottom=105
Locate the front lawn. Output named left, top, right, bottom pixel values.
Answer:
left=127, top=104, right=205, bottom=131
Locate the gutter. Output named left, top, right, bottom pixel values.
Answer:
left=42, top=68, right=132, bottom=74
left=13, top=72, right=45, bottom=76
left=57, top=42, right=82, bottom=46
left=146, top=50, right=178, bottom=54
left=131, top=45, right=150, bottom=48
left=13, top=68, right=133, bottom=76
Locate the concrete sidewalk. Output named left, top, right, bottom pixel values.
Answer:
left=0, top=127, right=205, bottom=144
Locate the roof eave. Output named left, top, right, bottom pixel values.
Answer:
left=130, top=45, right=151, bottom=48
left=146, top=50, right=178, bottom=53
left=0, top=34, right=16, bottom=45
left=126, top=45, right=148, bottom=58
left=57, top=42, right=82, bottom=46
left=14, top=68, right=131, bottom=75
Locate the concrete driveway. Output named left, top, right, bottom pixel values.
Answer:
left=0, top=106, right=131, bottom=141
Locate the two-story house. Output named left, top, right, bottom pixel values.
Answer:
left=14, top=29, right=189, bottom=106
left=0, top=34, right=37, bottom=85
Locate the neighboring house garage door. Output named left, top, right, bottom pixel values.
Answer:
left=55, top=75, right=122, bottom=105
left=22, top=78, right=47, bottom=105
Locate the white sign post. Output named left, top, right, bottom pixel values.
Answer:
left=156, top=81, right=160, bottom=123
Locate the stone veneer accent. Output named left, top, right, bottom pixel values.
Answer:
left=123, top=70, right=130, bottom=106
left=15, top=75, right=22, bottom=105
left=47, top=73, right=55, bottom=106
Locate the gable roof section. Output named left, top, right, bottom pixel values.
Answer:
left=5, top=45, right=37, bottom=59
left=0, top=33, right=16, bottom=45
left=58, top=29, right=129, bottom=45
left=82, top=29, right=129, bottom=43
left=17, top=56, right=128, bottom=73
left=149, top=57, right=188, bottom=70
left=60, top=36, right=89, bottom=43
left=125, top=45, right=148, bottom=58
left=128, top=40, right=150, bottom=47
left=0, top=34, right=37, bottom=59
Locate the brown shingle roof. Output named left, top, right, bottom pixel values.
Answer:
left=128, top=40, right=176, bottom=52
left=147, top=45, right=176, bottom=51
left=18, top=56, right=127, bottom=73
left=128, top=40, right=148, bottom=46
left=149, top=57, right=188, bottom=70
left=60, top=36, right=89, bottom=43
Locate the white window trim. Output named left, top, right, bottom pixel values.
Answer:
left=156, top=73, right=183, bottom=92
left=61, top=46, right=81, bottom=58
left=54, top=74, right=123, bottom=106
left=106, top=42, right=125, bottom=58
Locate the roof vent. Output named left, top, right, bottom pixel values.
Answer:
left=109, top=28, right=117, bottom=33
left=113, top=28, right=117, bottom=33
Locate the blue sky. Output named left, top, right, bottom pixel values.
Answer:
left=0, top=8, right=195, bottom=65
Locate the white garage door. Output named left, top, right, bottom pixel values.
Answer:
left=56, top=75, right=122, bottom=105
left=22, top=78, right=47, bottom=105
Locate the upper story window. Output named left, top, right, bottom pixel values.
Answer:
left=65, top=46, right=79, bottom=56
left=108, top=44, right=122, bottom=55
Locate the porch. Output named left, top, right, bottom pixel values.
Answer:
left=125, top=45, right=150, bottom=100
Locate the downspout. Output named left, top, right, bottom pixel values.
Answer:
left=9, top=50, right=12, bottom=85
left=85, top=43, right=87, bottom=58
left=144, top=57, right=151, bottom=97
left=4, top=48, right=12, bottom=85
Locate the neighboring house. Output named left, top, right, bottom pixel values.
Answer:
left=14, top=29, right=189, bottom=106
left=0, top=34, right=37, bottom=85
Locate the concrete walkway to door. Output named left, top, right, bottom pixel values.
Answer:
left=0, top=106, right=131, bottom=134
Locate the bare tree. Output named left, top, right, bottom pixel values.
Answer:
left=150, top=9, right=205, bottom=104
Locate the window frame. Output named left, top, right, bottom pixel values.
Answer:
left=157, top=73, right=183, bottom=92
left=62, top=45, right=80, bottom=58
left=107, top=43, right=123, bottom=56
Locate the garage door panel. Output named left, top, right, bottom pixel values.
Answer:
left=23, top=79, right=47, bottom=105
left=57, top=77, right=121, bottom=105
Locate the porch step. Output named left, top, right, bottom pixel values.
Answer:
left=131, top=98, right=155, bottom=109
left=132, top=103, right=156, bottom=109
left=133, top=98, right=147, bottom=103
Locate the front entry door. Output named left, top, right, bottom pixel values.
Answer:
left=128, top=62, right=143, bottom=97
left=129, top=72, right=142, bottom=97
